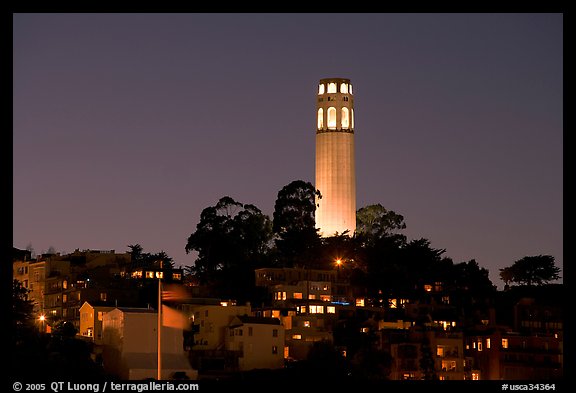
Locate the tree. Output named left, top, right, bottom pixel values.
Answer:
left=12, top=279, right=36, bottom=343
left=350, top=348, right=392, bottom=380
left=272, top=180, right=322, bottom=266
left=128, top=244, right=175, bottom=270
left=499, top=255, right=561, bottom=286
left=356, top=204, right=406, bottom=244
left=185, top=196, right=272, bottom=284
left=305, top=339, right=347, bottom=374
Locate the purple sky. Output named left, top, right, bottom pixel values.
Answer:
left=12, top=13, right=563, bottom=289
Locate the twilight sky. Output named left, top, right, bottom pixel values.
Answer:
left=12, top=13, right=563, bottom=289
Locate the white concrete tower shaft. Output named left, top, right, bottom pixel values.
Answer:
left=315, top=78, right=356, bottom=237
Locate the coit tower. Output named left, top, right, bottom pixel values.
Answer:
left=315, top=77, right=356, bottom=237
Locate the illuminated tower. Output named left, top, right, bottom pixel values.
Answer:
left=315, top=78, right=356, bottom=237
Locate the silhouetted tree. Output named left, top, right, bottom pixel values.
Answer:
left=356, top=204, right=406, bottom=246
left=128, top=244, right=175, bottom=269
left=12, top=279, right=36, bottom=344
left=184, top=196, right=272, bottom=301
left=350, top=347, right=392, bottom=380
left=499, top=255, right=561, bottom=287
left=272, top=180, right=322, bottom=267
left=305, top=339, right=347, bottom=374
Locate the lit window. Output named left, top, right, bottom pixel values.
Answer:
left=318, top=84, right=325, bottom=95
left=173, top=273, right=181, bottom=280
left=303, top=321, right=310, bottom=327
left=327, top=83, right=337, bottom=93
left=349, top=84, right=353, bottom=94
left=442, top=360, right=456, bottom=372
left=308, top=294, right=316, bottom=300
left=292, top=334, right=302, bottom=340
left=284, top=346, right=290, bottom=358
left=317, top=108, right=323, bottom=129
left=361, top=327, right=369, bottom=333
left=146, top=271, right=155, bottom=279
left=340, top=83, right=348, bottom=94
left=327, top=306, right=335, bottom=314
left=155, top=272, right=164, bottom=279
left=327, top=107, right=336, bottom=129
left=341, top=107, right=349, bottom=128
left=351, top=108, right=354, bottom=129
left=98, top=311, right=104, bottom=321
left=100, top=292, right=107, bottom=302
left=477, top=340, right=483, bottom=351
left=63, top=294, right=67, bottom=303
left=472, top=372, right=479, bottom=380
left=310, top=305, right=324, bottom=314
left=132, top=271, right=143, bottom=279
left=390, top=299, right=397, bottom=308
left=320, top=295, right=331, bottom=302
left=424, top=284, right=432, bottom=292
left=486, top=338, right=491, bottom=349
left=356, top=298, right=365, bottom=307
left=502, top=338, right=508, bottom=349
left=437, top=346, right=445, bottom=357
left=63, top=280, right=68, bottom=289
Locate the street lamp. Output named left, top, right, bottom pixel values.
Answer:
left=39, top=314, right=45, bottom=333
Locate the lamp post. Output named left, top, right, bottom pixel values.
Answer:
left=335, top=259, right=342, bottom=303
left=39, top=314, right=45, bottom=333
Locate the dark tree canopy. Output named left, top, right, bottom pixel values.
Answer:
left=185, top=196, right=272, bottom=283
left=12, top=279, right=36, bottom=343
left=272, top=180, right=320, bottom=234
left=499, top=255, right=561, bottom=287
left=272, top=180, right=322, bottom=266
left=356, top=204, right=406, bottom=244
left=127, top=244, right=175, bottom=270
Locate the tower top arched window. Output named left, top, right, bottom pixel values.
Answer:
left=327, top=83, right=337, bottom=94
left=317, top=108, right=324, bottom=130
left=318, top=84, right=325, bottom=95
left=341, top=107, right=349, bottom=129
left=327, top=107, right=337, bottom=130
left=340, top=83, right=348, bottom=94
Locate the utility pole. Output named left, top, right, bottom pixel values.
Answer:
left=157, top=260, right=163, bottom=380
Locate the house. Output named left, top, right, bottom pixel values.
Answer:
left=226, top=316, right=285, bottom=371
left=101, top=307, right=197, bottom=380
left=79, top=301, right=115, bottom=345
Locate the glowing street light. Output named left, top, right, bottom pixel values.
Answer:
left=39, top=314, right=45, bottom=332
